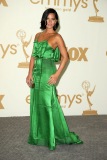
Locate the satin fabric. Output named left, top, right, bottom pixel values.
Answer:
left=28, top=40, right=83, bottom=150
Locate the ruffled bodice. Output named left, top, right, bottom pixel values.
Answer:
left=31, top=40, right=61, bottom=62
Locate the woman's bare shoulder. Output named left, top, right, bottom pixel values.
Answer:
left=55, top=33, right=64, bottom=43
left=55, top=33, right=63, bottom=40
left=34, top=32, right=42, bottom=40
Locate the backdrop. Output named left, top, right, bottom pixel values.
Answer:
left=0, top=0, right=107, bottom=117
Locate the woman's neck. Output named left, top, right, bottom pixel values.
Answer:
left=44, top=29, right=56, bottom=34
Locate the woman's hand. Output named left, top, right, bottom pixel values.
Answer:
left=48, top=74, right=59, bottom=85
left=26, top=74, right=33, bottom=87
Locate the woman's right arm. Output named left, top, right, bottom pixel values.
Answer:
left=26, top=32, right=41, bottom=87
left=26, top=56, right=35, bottom=87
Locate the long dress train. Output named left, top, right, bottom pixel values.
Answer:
left=28, top=39, right=83, bottom=150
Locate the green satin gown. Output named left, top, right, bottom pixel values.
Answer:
left=28, top=39, right=83, bottom=150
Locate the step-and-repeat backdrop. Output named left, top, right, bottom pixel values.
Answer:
left=0, top=0, right=107, bottom=117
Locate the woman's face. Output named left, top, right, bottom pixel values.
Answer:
left=46, top=13, right=57, bottom=29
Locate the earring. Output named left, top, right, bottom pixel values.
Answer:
left=54, top=24, right=57, bottom=30
left=45, top=21, right=47, bottom=26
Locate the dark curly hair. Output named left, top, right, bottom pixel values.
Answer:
left=40, top=8, right=59, bottom=31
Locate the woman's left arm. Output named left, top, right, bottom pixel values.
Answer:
left=48, top=34, right=69, bottom=85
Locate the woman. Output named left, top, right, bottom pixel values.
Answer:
left=26, top=8, right=83, bottom=150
